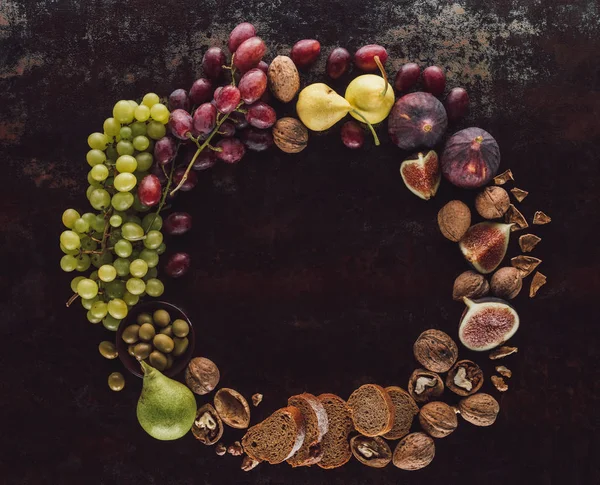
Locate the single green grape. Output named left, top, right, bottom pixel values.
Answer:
left=86, top=185, right=96, bottom=200
left=108, top=230, right=122, bottom=248
left=60, top=230, right=81, bottom=250
left=91, top=251, right=113, bottom=268
left=116, top=155, right=137, bottom=173
left=114, top=239, right=133, bottom=258
left=116, top=140, right=135, bottom=156
left=146, top=267, right=158, bottom=280
left=75, top=254, right=91, bottom=272
left=77, top=278, right=99, bottom=299
left=91, top=164, right=109, bottom=182
left=88, top=132, right=109, bottom=150
left=126, top=277, right=145, bottom=295
left=60, top=243, right=78, bottom=255
left=87, top=310, right=102, bottom=324
left=139, top=248, right=159, bottom=268
left=98, top=264, right=117, bottom=282
left=108, top=298, right=128, bottom=319
left=80, top=236, right=98, bottom=251
left=114, top=172, right=137, bottom=192
left=81, top=295, right=98, bottom=310
left=135, top=152, right=153, bottom=172
left=147, top=121, right=166, bottom=140
left=133, top=135, right=150, bottom=151
left=70, top=276, right=85, bottom=293
left=103, top=117, right=121, bottom=137
left=81, top=212, right=95, bottom=226
left=126, top=214, right=143, bottom=225
left=145, top=278, right=165, bottom=297
left=111, top=192, right=134, bottom=211
left=86, top=149, right=106, bottom=167
left=73, top=218, right=89, bottom=234
left=113, top=100, right=135, bottom=124
left=89, top=188, right=111, bottom=211
left=132, top=194, right=150, bottom=212
left=60, top=255, right=77, bottom=272
left=129, top=258, right=148, bottom=278
left=142, top=213, right=162, bottom=232
left=89, top=270, right=99, bottom=281
left=62, top=209, right=80, bottom=229
left=113, top=257, right=131, bottom=277
left=134, top=104, right=151, bottom=121
left=142, top=93, right=160, bottom=107
left=109, top=214, right=123, bottom=227
left=91, top=300, right=108, bottom=319
left=131, top=121, right=147, bottom=137
left=123, top=291, right=139, bottom=306
left=130, top=248, right=141, bottom=259
left=150, top=103, right=169, bottom=123
left=121, top=222, right=144, bottom=241
left=144, top=230, right=163, bottom=249
left=92, top=215, right=106, bottom=232
left=128, top=100, right=139, bottom=109
left=119, top=126, right=133, bottom=140
left=105, top=279, right=126, bottom=299
left=106, top=144, right=119, bottom=161
left=156, top=242, right=167, bottom=255
left=102, top=315, right=121, bottom=332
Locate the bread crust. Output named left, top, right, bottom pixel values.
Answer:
left=347, top=384, right=395, bottom=437
left=317, top=393, right=354, bottom=469
left=383, top=386, right=420, bottom=440
left=287, top=393, right=329, bottom=466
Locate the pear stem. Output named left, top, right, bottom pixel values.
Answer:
left=350, top=109, right=380, bottom=146
left=374, top=55, right=389, bottom=97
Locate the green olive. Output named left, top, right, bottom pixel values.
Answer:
left=138, top=323, right=156, bottom=341
left=153, top=309, right=171, bottom=327
left=108, top=372, right=125, bottom=391
left=153, top=334, right=174, bottom=353
left=133, top=342, right=153, bottom=360
left=121, top=324, right=140, bottom=344
left=149, top=350, right=168, bottom=370
left=98, top=341, right=118, bottom=359
left=159, top=325, right=173, bottom=337
left=127, top=344, right=136, bottom=356
left=137, top=312, right=153, bottom=325
left=172, top=319, right=189, bottom=338
left=172, top=337, right=189, bottom=357
left=165, top=354, right=173, bottom=370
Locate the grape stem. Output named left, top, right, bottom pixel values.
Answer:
left=145, top=162, right=175, bottom=235
left=100, top=208, right=113, bottom=254
left=350, top=109, right=381, bottom=146
left=66, top=293, right=80, bottom=307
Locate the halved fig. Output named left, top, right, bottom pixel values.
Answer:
left=458, top=297, right=519, bottom=351
left=459, top=222, right=511, bottom=274
left=400, top=151, right=440, bottom=200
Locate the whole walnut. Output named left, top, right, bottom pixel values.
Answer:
left=413, top=329, right=458, bottom=373
left=452, top=270, right=490, bottom=301
left=458, top=393, right=500, bottom=427
left=475, top=186, right=510, bottom=219
left=490, top=266, right=522, bottom=299
left=185, top=357, right=220, bottom=395
left=392, top=432, right=435, bottom=470
left=437, top=200, right=471, bottom=242
left=418, top=401, right=458, bottom=438
left=272, top=117, right=308, bottom=153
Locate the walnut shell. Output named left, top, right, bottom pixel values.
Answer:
left=268, top=55, right=300, bottom=103
left=446, top=360, right=484, bottom=396
left=185, top=357, right=220, bottom=395
left=408, top=368, right=444, bottom=404
left=272, top=117, right=308, bottom=153
left=475, top=186, right=510, bottom=219
left=418, top=401, right=458, bottom=438
left=458, top=393, right=500, bottom=427
left=392, top=432, right=435, bottom=471
left=437, top=200, right=471, bottom=242
left=452, top=270, right=490, bottom=301
left=350, top=435, right=392, bottom=468
left=490, top=266, right=523, bottom=299
left=214, top=388, right=251, bottom=429
left=192, top=403, right=223, bottom=445
left=413, top=329, right=458, bottom=373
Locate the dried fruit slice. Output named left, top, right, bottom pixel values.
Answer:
left=459, top=297, right=520, bottom=351
left=400, top=151, right=441, bottom=200
left=459, top=222, right=511, bottom=274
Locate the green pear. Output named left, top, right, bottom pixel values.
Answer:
left=345, top=74, right=395, bottom=124
left=136, top=361, right=197, bottom=441
left=296, top=83, right=351, bottom=131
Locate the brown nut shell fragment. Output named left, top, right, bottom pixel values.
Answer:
left=452, top=270, right=490, bottom=301
left=491, top=376, right=509, bottom=392
left=510, top=187, right=529, bottom=202
left=475, top=186, right=510, bottom=219
left=241, top=455, right=261, bottom=471
left=495, top=365, right=512, bottom=378
left=413, top=329, right=458, bottom=373
left=192, top=404, right=224, bottom=445
left=511, top=255, right=541, bottom=278
left=505, top=204, right=528, bottom=231
left=214, top=388, right=251, bottom=429
left=350, top=435, right=392, bottom=468
left=458, top=393, right=500, bottom=427
left=490, top=267, right=523, bottom=299
left=272, top=117, right=308, bottom=153
left=252, top=393, right=263, bottom=407
left=519, top=234, right=541, bottom=253
left=494, top=169, right=514, bottom=185
left=489, top=346, right=518, bottom=360
left=215, top=442, right=227, bottom=456
left=529, top=271, right=547, bottom=297
left=392, top=432, right=435, bottom=471
left=437, top=200, right=471, bottom=242
left=446, top=360, right=484, bottom=396
left=228, top=441, right=244, bottom=456
left=185, top=357, right=220, bottom=395
left=533, top=211, right=551, bottom=225
left=418, top=401, right=458, bottom=438
left=268, top=55, right=300, bottom=103
left=408, top=369, right=444, bottom=404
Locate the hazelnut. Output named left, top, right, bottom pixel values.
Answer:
left=215, top=442, right=227, bottom=456
left=413, top=329, right=458, bottom=373
left=437, top=200, right=471, bottom=242
left=458, top=393, right=500, bottom=427
left=192, top=404, right=223, bottom=445
left=241, top=455, right=260, bottom=471
left=185, top=357, right=220, bottom=395
left=418, top=401, right=458, bottom=438
left=408, top=368, right=444, bottom=404
left=490, top=267, right=522, bottom=299
left=350, top=435, right=392, bottom=468
left=446, top=360, right=484, bottom=396
left=227, top=441, right=244, bottom=456
left=392, top=432, right=435, bottom=471
left=452, top=270, right=489, bottom=301
left=273, top=117, right=308, bottom=153
left=475, top=186, right=510, bottom=219
left=214, top=388, right=251, bottom=429
left=268, top=55, right=300, bottom=103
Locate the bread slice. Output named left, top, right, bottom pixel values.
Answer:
left=347, top=384, right=394, bottom=437
left=382, top=386, right=420, bottom=440
left=287, top=393, right=329, bottom=467
left=241, top=406, right=305, bottom=464
left=317, top=393, right=355, bottom=469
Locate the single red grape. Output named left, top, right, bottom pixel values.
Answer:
left=444, top=87, right=470, bottom=122
left=230, top=111, right=248, bottom=130
left=202, top=47, right=226, bottom=80
left=394, top=63, right=421, bottom=92
left=354, top=44, right=388, bottom=71
left=215, top=85, right=241, bottom=114
left=138, top=174, right=162, bottom=206
left=154, top=136, right=177, bottom=166
left=341, top=121, right=365, bottom=149
left=238, top=68, right=267, bottom=104
left=173, top=166, right=198, bottom=191
left=422, top=66, right=446, bottom=96
left=151, top=162, right=169, bottom=184
left=192, top=102, right=217, bottom=135
left=168, top=109, right=193, bottom=140
left=165, top=252, right=191, bottom=278
left=164, top=212, right=192, bottom=236
left=228, top=22, right=256, bottom=53
left=257, top=60, right=269, bottom=73
left=246, top=102, right=276, bottom=129
left=234, top=37, right=266, bottom=72
left=216, top=138, right=245, bottom=164
left=291, top=39, right=321, bottom=69
left=192, top=149, right=217, bottom=170
left=326, top=47, right=351, bottom=79
left=189, top=78, right=212, bottom=105
left=168, top=89, right=190, bottom=111
left=219, top=120, right=236, bottom=137
left=241, top=128, right=273, bottom=152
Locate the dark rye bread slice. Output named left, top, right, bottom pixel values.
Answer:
left=287, top=393, right=329, bottom=467
left=347, top=384, right=395, bottom=437
left=317, top=393, right=355, bottom=469
left=241, top=406, right=305, bottom=464
left=382, top=386, right=420, bottom=440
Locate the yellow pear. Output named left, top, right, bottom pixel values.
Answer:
left=345, top=74, right=395, bottom=124
left=296, top=83, right=351, bottom=131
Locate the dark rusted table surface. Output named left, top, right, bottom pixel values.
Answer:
left=1, top=1, right=599, bottom=484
